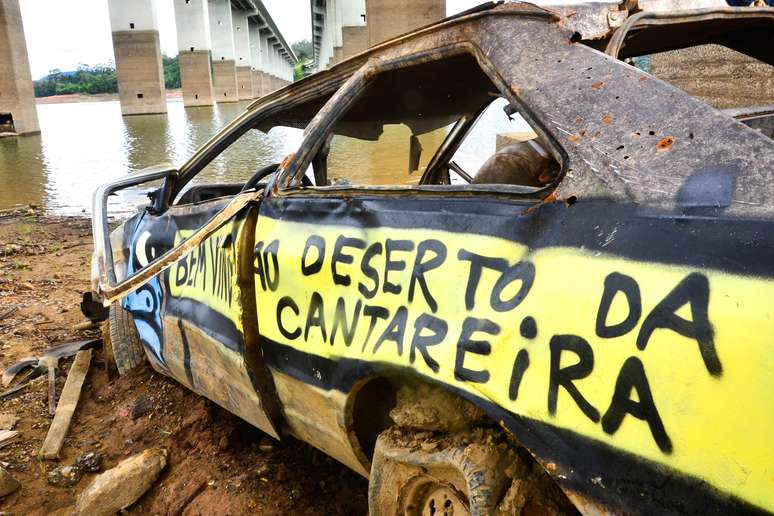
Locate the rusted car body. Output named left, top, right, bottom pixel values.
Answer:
left=89, top=1, right=774, bottom=513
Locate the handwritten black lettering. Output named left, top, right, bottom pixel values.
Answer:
left=409, top=313, right=446, bottom=373
left=330, top=297, right=362, bottom=347
left=596, top=272, right=641, bottom=338
left=362, top=305, right=389, bottom=352
left=637, top=273, right=720, bottom=376
left=373, top=306, right=408, bottom=356
left=277, top=296, right=301, bottom=340
left=302, top=235, right=325, bottom=275
left=332, top=236, right=366, bottom=287
left=358, top=243, right=382, bottom=299
left=262, top=240, right=280, bottom=291
left=602, top=356, right=672, bottom=453
left=454, top=317, right=499, bottom=383
left=457, top=250, right=507, bottom=311
left=490, top=261, right=534, bottom=312
left=509, top=349, right=530, bottom=401
left=548, top=335, right=600, bottom=422
left=408, top=239, right=446, bottom=313
left=383, top=240, right=414, bottom=295
left=304, top=292, right=327, bottom=342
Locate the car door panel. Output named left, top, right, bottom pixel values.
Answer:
left=122, top=198, right=280, bottom=438
left=254, top=192, right=774, bottom=515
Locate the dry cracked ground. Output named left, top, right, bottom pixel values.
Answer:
left=0, top=207, right=368, bottom=515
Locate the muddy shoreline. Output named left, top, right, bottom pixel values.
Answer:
left=0, top=208, right=367, bottom=514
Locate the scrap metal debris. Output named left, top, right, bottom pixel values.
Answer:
left=39, top=349, right=93, bottom=460
left=0, top=339, right=100, bottom=405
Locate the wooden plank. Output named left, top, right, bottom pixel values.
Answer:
left=38, top=349, right=92, bottom=460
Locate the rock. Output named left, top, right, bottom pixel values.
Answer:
left=74, top=452, right=104, bottom=473
left=0, top=414, right=19, bottom=431
left=130, top=395, right=150, bottom=420
left=0, top=467, right=20, bottom=496
left=48, top=465, right=83, bottom=487
left=75, top=448, right=167, bottom=516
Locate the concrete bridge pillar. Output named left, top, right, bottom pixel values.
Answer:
left=107, top=0, right=167, bottom=116
left=208, top=0, right=237, bottom=103
left=174, top=0, right=214, bottom=107
left=366, top=0, right=445, bottom=47
left=269, top=43, right=279, bottom=91
left=261, top=32, right=275, bottom=95
left=249, top=21, right=263, bottom=98
left=341, top=0, right=367, bottom=60
left=231, top=9, right=253, bottom=100
left=0, top=0, right=39, bottom=135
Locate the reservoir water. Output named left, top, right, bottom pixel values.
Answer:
left=0, top=98, right=527, bottom=217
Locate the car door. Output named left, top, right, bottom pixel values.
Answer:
left=91, top=132, right=283, bottom=439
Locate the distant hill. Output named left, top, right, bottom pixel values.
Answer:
left=34, top=55, right=181, bottom=98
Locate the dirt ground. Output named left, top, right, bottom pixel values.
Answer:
left=0, top=207, right=368, bottom=515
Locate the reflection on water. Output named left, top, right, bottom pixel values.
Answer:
left=328, top=124, right=450, bottom=186
left=0, top=100, right=299, bottom=216
left=0, top=97, right=530, bottom=216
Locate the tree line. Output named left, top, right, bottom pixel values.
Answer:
left=33, top=55, right=182, bottom=97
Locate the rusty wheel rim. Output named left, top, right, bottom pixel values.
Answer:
left=403, top=479, right=469, bottom=516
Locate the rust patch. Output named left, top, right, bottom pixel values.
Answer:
left=656, top=136, right=675, bottom=152
left=639, top=76, right=648, bottom=82
left=602, top=115, right=613, bottom=124
left=568, top=134, right=580, bottom=143
left=591, top=81, right=604, bottom=90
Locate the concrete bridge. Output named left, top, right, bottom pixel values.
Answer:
left=310, top=0, right=445, bottom=71
left=0, top=0, right=297, bottom=135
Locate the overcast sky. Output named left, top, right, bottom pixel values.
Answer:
left=20, top=0, right=572, bottom=79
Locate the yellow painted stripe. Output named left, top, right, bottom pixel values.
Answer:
left=252, top=217, right=774, bottom=511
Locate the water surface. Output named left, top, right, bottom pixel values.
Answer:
left=0, top=98, right=528, bottom=216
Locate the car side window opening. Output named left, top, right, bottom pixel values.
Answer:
left=174, top=125, right=305, bottom=205
left=304, top=52, right=561, bottom=190
left=449, top=97, right=559, bottom=187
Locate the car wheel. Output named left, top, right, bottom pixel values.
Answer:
left=368, top=427, right=516, bottom=516
left=106, top=302, right=146, bottom=375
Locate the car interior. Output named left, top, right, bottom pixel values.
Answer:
left=173, top=52, right=561, bottom=206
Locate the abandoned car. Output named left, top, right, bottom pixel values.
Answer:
left=89, top=1, right=774, bottom=514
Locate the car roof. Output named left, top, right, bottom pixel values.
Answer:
left=189, top=1, right=774, bottom=215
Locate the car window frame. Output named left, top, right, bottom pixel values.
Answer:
left=273, top=42, right=566, bottom=200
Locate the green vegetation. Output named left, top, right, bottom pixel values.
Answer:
left=163, top=54, right=181, bottom=89
left=33, top=54, right=181, bottom=97
left=294, top=59, right=313, bottom=81
left=292, top=40, right=313, bottom=62
left=34, top=64, right=117, bottom=97
left=291, top=40, right=314, bottom=81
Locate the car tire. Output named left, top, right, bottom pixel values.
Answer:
left=106, top=302, right=146, bottom=375
left=368, top=428, right=516, bottom=516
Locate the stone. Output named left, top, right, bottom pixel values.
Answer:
left=47, top=465, right=83, bottom=487
left=0, top=467, right=20, bottom=496
left=74, top=452, right=104, bottom=473
left=0, top=414, right=19, bottom=431
left=130, top=395, right=150, bottom=420
left=75, top=448, right=167, bottom=516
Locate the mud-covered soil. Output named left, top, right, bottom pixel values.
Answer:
left=0, top=207, right=368, bottom=515
left=650, top=44, right=774, bottom=110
